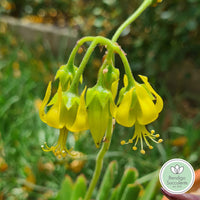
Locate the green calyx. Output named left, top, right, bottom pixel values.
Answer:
left=61, top=91, right=80, bottom=128
left=55, top=64, right=82, bottom=91
left=86, top=85, right=112, bottom=109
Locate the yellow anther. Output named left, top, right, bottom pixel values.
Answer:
left=132, top=146, right=137, bottom=151
left=155, top=134, right=160, bottom=138
left=151, top=130, right=155, bottom=134
left=149, top=146, right=153, bottom=149
left=128, top=139, right=133, bottom=143
left=140, top=150, right=146, bottom=154
left=121, top=140, right=126, bottom=145
left=158, top=139, right=163, bottom=143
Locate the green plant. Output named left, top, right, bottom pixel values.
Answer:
left=55, top=161, right=160, bottom=200
left=38, top=0, right=164, bottom=199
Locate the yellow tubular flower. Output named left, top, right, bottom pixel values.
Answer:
left=116, top=75, right=164, bottom=153
left=115, top=75, right=163, bottom=127
left=39, top=82, right=89, bottom=158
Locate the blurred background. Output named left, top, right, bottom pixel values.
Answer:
left=0, top=0, right=200, bottom=199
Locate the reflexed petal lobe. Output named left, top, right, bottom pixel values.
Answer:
left=139, top=75, right=163, bottom=113
left=39, top=81, right=52, bottom=123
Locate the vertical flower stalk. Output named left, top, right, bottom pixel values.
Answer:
left=83, top=117, right=113, bottom=200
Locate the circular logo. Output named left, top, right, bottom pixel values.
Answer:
left=159, top=158, right=195, bottom=194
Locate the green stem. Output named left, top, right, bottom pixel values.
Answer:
left=69, top=36, right=116, bottom=92
left=112, top=0, right=153, bottom=42
left=114, top=46, right=135, bottom=87
left=67, top=36, right=96, bottom=66
left=83, top=117, right=113, bottom=200
left=69, top=39, right=98, bottom=92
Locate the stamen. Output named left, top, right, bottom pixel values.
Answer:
left=140, top=150, right=145, bottom=154
left=41, top=128, right=77, bottom=158
left=140, top=130, right=144, bottom=153
left=155, top=134, right=160, bottom=138
left=121, top=140, right=126, bottom=145
left=121, top=122, right=163, bottom=154
left=128, top=139, right=133, bottom=143
left=132, top=146, right=137, bottom=151
left=158, top=139, right=163, bottom=143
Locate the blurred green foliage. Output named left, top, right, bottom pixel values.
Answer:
left=0, top=0, right=200, bottom=199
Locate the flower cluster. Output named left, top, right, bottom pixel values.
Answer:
left=39, top=36, right=163, bottom=158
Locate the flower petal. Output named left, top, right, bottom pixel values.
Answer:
left=111, top=79, right=119, bottom=99
left=135, top=83, right=158, bottom=125
left=45, top=83, right=63, bottom=128
left=139, top=75, right=163, bottom=113
left=115, top=88, right=136, bottom=127
left=123, top=74, right=128, bottom=87
left=39, top=81, right=52, bottom=123
left=69, top=87, right=89, bottom=132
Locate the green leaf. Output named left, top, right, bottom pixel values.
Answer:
left=71, top=175, right=87, bottom=200
left=138, top=174, right=159, bottom=200
left=109, top=185, right=119, bottom=200
left=97, top=161, right=118, bottom=200
left=116, top=168, right=138, bottom=200
left=121, top=183, right=142, bottom=200
left=56, top=175, right=74, bottom=200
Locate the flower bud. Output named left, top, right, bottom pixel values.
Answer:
left=86, top=85, right=115, bottom=148
left=55, top=64, right=82, bottom=91
left=102, top=64, right=119, bottom=92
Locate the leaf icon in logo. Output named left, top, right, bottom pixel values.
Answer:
left=170, top=164, right=184, bottom=174
left=171, top=166, right=177, bottom=174
left=179, top=166, right=184, bottom=174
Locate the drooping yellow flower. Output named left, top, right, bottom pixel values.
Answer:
left=116, top=75, right=163, bottom=153
left=39, top=82, right=89, bottom=158
left=115, top=75, right=163, bottom=127
left=39, top=82, right=89, bottom=131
